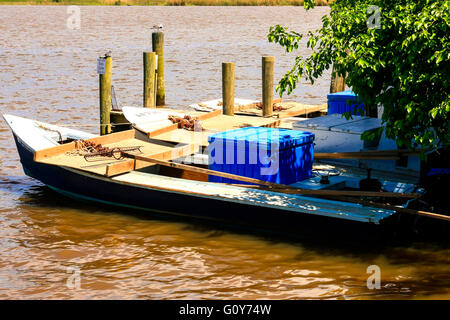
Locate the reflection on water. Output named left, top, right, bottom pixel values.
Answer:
left=0, top=6, right=449, bottom=299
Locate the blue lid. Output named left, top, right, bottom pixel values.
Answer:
left=208, top=127, right=314, bottom=150
left=327, top=90, right=357, bottom=101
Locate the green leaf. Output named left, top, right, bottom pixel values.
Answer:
left=268, top=0, right=450, bottom=151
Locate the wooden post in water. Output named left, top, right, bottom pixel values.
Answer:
left=152, top=32, right=165, bottom=106
left=99, top=52, right=112, bottom=135
left=222, top=62, right=235, bottom=116
left=262, top=56, right=274, bottom=117
left=143, top=51, right=156, bottom=108
left=329, top=65, right=346, bottom=93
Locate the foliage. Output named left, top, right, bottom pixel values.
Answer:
left=268, top=0, right=450, bottom=151
left=0, top=0, right=331, bottom=5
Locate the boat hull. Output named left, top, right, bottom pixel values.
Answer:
left=12, top=132, right=402, bottom=244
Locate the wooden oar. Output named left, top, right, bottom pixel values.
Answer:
left=228, top=183, right=420, bottom=198
left=230, top=186, right=449, bottom=222
left=232, top=184, right=449, bottom=222
left=121, top=153, right=450, bottom=221
left=122, top=153, right=419, bottom=199
left=315, top=154, right=401, bottom=160
left=326, top=196, right=450, bottom=222
left=315, top=149, right=419, bottom=160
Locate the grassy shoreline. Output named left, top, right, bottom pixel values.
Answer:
left=0, top=0, right=330, bottom=6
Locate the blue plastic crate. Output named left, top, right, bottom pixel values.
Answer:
left=327, top=90, right=365, bottom=115
left=208, top=127, right=314, bottom=185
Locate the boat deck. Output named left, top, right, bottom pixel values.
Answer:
left=149, top=114, right=281, bottom=147
left=235, top=102, right=327, bottom=118
left=34, top=130, right=196, bottom=176
left=112, top=170, right=394, bottom=224
left=188, top=98, right=327, bottom=118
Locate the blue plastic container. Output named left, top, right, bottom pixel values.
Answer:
left=208, top=127, right=314, bottom=185
left=327, top=90, right=365, bottom=115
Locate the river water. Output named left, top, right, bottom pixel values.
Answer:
left=0, top=5, right=449, bottom=299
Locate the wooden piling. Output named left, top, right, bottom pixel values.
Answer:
left=143, top=52, right=156, bottom=108
left=329, top=65, right=346, bottom=93
left=262, top=56, right=274, bottom=117
left=222, top=62, right=235, bottom=116
left=152, top=32, right=165, bottom=106
left=99, top=52, right=112, bottom=135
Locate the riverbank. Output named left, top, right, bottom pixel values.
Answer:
left=0, top=0, right=330, bottom=6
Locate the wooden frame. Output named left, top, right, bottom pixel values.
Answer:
left=197, top=109, right=222, bottom=120
left=314, top=150, right=419, bottom=160
left=119, top=153, right=420, bottom=199
left=276, top=103, right=328, bottom=119
left=105, top=143, right=198, bottom=177
left=147, top=123, right=179, bottom=138
left=145, top=109, right=222, bottom=138
left=34, top=130, right=136, bottom=161
left=235, top=99, right=283, bottom=112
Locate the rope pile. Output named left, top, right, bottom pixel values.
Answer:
left=67, top=140, right=109, bottom=157
left=67, top=140, right=143, bottom=161
left=255, top=102, right=287, bottom=112
left=168, top=114, right=203, bottom=131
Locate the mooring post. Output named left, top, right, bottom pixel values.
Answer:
left=222, top=62, right=235, bottom=116
left=330, top=65, right=346, bottom=93
left=143, top=51, right=157, bottom=108
left=262, top=56, right=274, bottom=117
left=152, top=32, right=165, bottom=106
left=99, top=52, right=112, bottom=135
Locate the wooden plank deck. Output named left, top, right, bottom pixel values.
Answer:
left=35, top=133, right=197, bottom=177
left=149, top=114, right=282, bottom=146
left=235, top=102, right=327, bottom=118
left=149, top=129, right=214, bottom=147
left=34, top=102, right=326, bottom=177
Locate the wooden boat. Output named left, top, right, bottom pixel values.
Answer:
left=3, top=113, right=448, bottom=244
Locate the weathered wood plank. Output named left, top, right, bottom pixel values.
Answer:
left=142, top=110, right=221, bottom=138
left=33, top=141, right=77, bottom=162
left=106, top=159, right=135, bottom=176
left=84, top=129, right=135, bottom=145
left=105, top=143, right=198, bottom=176
left=314, top=149, right=419, bottom=160
left=276, top=103, right=328, bottom=119
left=34, top=130, right=135, bottom=161
left=122, top=153, right=420, bottom=199
left=146, top=123, right=179, bottom=138
left=197, top=109, right=222, bottom=121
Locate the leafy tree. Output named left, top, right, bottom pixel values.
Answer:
left=268, top=0, right=449, bottom=151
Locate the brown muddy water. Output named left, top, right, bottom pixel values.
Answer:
left=0, top=6, right=449, bottom=299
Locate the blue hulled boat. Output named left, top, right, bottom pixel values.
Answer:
left=3, top=114, right=445, bottom=244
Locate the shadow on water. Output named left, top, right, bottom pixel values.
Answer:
left=14, top=179, right=450, bottom=259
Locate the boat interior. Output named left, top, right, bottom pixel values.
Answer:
left=34, top=122, right=420, bottom=206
